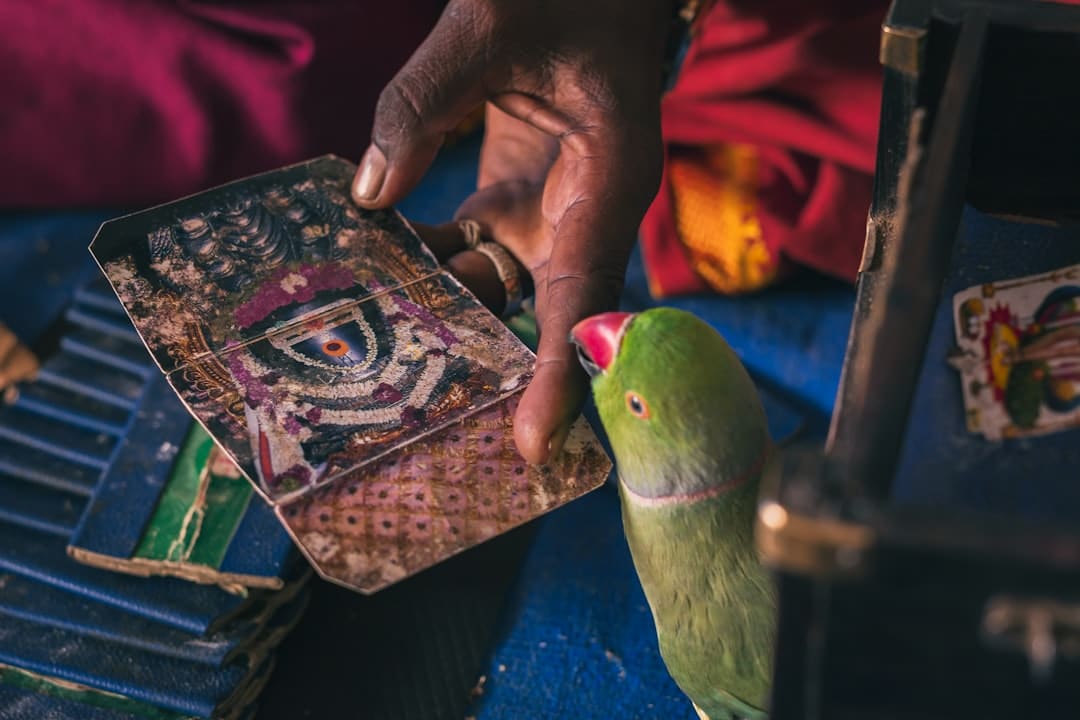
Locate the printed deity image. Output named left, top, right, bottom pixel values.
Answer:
left=91, top=157, right=610, bottom=593
left=952, top=264, right=1080, bottom=441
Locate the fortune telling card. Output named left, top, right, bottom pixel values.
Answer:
left=90, top=156, right=611, bottom=593
left=951, top=264, right=1080, bottom=440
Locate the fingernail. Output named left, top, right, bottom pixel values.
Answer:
left=352, top=145, right=386, bottom=203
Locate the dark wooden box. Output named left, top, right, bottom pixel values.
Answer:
left=756, top=1, right=1080, bottom=718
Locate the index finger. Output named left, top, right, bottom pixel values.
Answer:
left=513, top=137, right=662, bottom=464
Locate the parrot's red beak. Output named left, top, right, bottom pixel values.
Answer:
left=569, top=312, right=636, bottom=377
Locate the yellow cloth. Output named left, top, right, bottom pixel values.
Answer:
left=667, top=143, right=781, bottom=294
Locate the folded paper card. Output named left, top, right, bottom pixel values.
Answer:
left=91, top=156, right=611, bottom=594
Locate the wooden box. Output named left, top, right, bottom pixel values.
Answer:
left=756, top=2, right=1080, bottom=718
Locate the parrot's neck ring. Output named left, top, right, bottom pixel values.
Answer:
left=619, top=445, right=768, bottom=508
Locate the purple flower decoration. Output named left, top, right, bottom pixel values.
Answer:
left=228, top=354, right=271, bottom=409
left=373, top=383, right=403, bottom=404
left=283, top=414, right=303, bottom=436
left=235, top=262, right=357, bottom=328
left=391, top=295, right=458, bottom=347
left=400, top=406, right=426, bottom=430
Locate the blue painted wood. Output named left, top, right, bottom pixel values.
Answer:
left=0, top=437, right=100, bottom=496
left=73, top=277, right=131, bottom=318
left=13, top=381, right=131, bottom=436
left=0, top=405, right=115, bottom=469
left=0, top=677, right=262, bottom=719
left=0, top=474, right=84, bottom=537
left=36, top=352, right=145, bottom=410
left=0, top=523, right=247, bottom=635
left=0, top=683, right=150, bottom=720
left=0, top=613, right=256, bottom=718
left=61, top=327, right=156, bottom=378
left=217, top=501, right=300, bottom=581
left=64, top=305, right=143, bottom=344
left=70, top=373, right=197, bottom=562
left=0, top=572, right=252, bottom=668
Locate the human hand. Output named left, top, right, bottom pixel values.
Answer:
left=352, top=0, right=671, bottom=464
left=0, top=323, right=38, bottom=403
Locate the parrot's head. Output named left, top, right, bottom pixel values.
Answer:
left=570, top=308, right=769, bottom=501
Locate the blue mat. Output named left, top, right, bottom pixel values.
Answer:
left=467, top=485, right=698, bottom=719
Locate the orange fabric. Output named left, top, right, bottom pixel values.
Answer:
left=667, top=143, right=785, bottom=294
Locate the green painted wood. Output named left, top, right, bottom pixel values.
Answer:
left=133, top=427, right=252, bottom=569
left=0, top=665, right=194, bottom=720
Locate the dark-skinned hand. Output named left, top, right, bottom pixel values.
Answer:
left=352, top=0, right=672, bottom=464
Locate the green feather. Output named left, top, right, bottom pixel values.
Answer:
left=588, top=308, right=776, bottom=720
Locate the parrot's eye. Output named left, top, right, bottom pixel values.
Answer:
left=625, top=391, right=650, bottom=420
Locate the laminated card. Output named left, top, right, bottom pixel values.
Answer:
left=90, top=156, right=611, bottom=593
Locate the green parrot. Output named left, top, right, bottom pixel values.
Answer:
left=570, top=307, right=776, bottom=720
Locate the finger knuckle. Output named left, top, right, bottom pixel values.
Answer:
left=373, top=72, right=433, bottom=142
left=545, top=266, right=622, bottom=314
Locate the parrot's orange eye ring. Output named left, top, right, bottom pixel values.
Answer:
left=322, top=340, right=350, bottom=357
left=625, top=391, right=650, bottom=420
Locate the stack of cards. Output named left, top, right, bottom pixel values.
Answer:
left=0, top=280, right=308, bottom=719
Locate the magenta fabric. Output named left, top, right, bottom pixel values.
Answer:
left=0, top=1, right=444, bottom=208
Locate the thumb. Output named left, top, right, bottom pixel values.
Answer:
left=352, top=3, right=492, bottom=208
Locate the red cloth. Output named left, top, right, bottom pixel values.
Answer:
left=641, top=0, right=888, bottom=294
left=0, top=1, right=444, bottom=208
